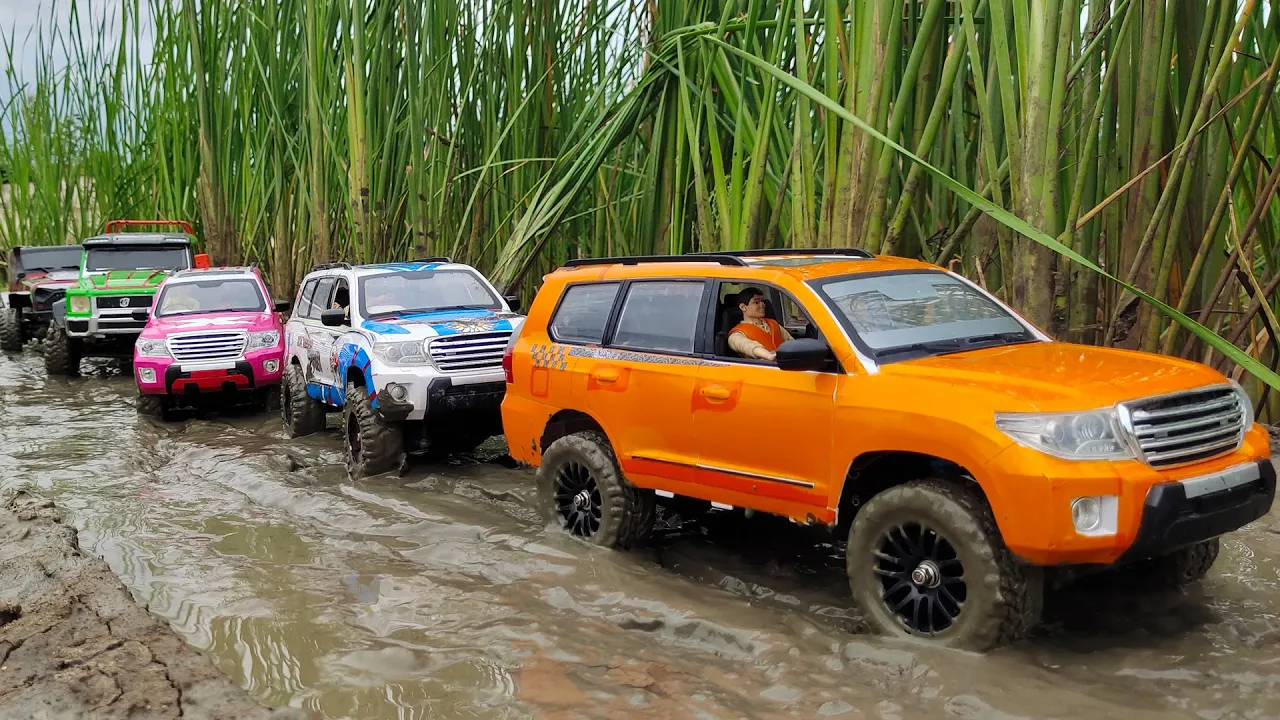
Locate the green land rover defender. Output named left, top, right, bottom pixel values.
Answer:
left=46, top=221, right=208, bottom=376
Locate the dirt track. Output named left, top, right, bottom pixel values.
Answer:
left=0, top=491, right=304, bottom=720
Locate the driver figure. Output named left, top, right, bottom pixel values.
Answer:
left=728, top=287, right=793, bottom=362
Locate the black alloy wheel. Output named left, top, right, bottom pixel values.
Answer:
left=873, top=522, right=967, bottom=634
left=553, top=460, right=603, bottom=538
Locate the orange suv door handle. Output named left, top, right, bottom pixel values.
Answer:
left=699, top=386, right=731, bottom=401
left=592, top=369, right=620, bottom=384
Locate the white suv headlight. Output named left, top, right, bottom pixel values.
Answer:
left=247, top=330, right=280, bottom=351
left=69, top=295, right=90, bottom=314
left=371, top=340, right=427, bottom=367
left=995, top=409, right=1133, bottom=460
left=136, top=338, right=170, bottom=358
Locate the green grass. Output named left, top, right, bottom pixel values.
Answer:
left=2, top=1, right=1279, bottom=411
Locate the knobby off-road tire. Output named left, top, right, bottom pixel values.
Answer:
left=847, top=479, right=1044, bottom=651
left=43, top=324, right=81, bottom=376
left=281, top=364, right=326, bottom=438
left=136, top=392, right=168, bottom=418
left=254, top=386, right=281, bottom=414
left=0, top=308, right=24, bottom=351
left=536, top=430, right=656, bottom=550
left=344, top=382, right=406, bottom=479
left=1132, top=538, right=1220, bottom=589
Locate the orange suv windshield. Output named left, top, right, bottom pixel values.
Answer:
left=813, top=271, right=1035, bottom=361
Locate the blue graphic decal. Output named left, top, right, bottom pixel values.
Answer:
left=428, top=316, right=514, bottom=336
left=305, top=381, right=342, bottom=407
left=365, top=262, right=443, bottom=273
left=335, top=342, right=377, bottom=409
left=361, top=320, right=411, bottom=335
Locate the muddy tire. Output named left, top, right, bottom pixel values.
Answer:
left=847, top=479, right=1043, bottom=651
left=43, top=324, right=81, bottom=376
left=536, top=430, right=655, bottom=549
left=254, top=386, right=281, bottom=414
left=0, top=307, right=24, bottom=351
left=136, top=392, right=168, bottom=418
left=281, top=364, right=326, bottom=437
left=1131, top=538, right=1220, bottom=589
left=343, top=382, right=406, bottom=479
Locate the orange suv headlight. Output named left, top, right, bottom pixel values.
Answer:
left=995, top=409, right=1134, bottom=461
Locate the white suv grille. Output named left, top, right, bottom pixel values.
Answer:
left=428, top=331, right=511, bottom=373
left=167, top=331, right=247, bottom=364
left=1122, top=387, right=1246, bottom=467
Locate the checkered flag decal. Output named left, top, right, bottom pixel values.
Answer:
left=530, top=343, right=569, bottom=370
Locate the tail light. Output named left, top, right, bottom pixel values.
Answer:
left=502, top=331, right=519, bottom=384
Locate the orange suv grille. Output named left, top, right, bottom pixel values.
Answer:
left=1123, top=387, right=1246, bottom=467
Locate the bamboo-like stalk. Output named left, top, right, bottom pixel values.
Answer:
left=2, top=0, right=1279, bottom=392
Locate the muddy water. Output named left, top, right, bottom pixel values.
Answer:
left=1, top=352, right=1278, bottom=720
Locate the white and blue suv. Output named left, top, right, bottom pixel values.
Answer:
left=281, top=258, right=524, bottom=477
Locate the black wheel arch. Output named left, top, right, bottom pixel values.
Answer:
left=540, top=408, right=608, bottom=454
left=835, top=451, right=994, bottom=537
left=346, top=367, right=366, bottom=388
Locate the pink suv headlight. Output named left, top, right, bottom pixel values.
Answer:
left=136, top=338, right=170, bottom=358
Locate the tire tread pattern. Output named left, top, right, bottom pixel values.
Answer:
left=1139, top=538, right=1220, bottom=589
left=43, top=325, right=80, bottom=376
left=848, top=479, right=1043, bottom=650
left=344, top=382, right=406, bottom=478
left=0, top=308, right=23, bottom=351
left=281, top=364, right=326, bottom=437
left=136, top=393, right=167, bottom=418
left=536, top=430, right=655, bottom=549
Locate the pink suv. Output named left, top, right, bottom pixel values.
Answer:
left=133, top=266, right=289, bottom=417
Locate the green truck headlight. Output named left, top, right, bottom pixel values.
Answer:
left=69, top=296, right=90, bottom=314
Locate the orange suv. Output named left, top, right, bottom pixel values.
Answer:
left=500, top=249, right=1276, bottom=649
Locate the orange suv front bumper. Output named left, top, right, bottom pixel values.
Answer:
left=980, top=426, right=1275, bottom=566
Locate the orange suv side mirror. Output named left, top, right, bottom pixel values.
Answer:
left=193, top=253, right=212, bottom=269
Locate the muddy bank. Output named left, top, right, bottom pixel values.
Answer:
left=0, top=491, right=303, bottom=720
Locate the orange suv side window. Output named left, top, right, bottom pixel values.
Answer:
left=549, top=282, right=620, bottom=345
left=611, top=281, right=705, bottom=355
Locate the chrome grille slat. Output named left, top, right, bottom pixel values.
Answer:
left=1138, top=423, right=1242, bottom=450
left=1130, top=394, right=1239, bottom=421
left=167, top=331, right=247, bottom=363
left=1145, top=436, right=1243, bottom=465
left=428, top=331, right=512, bottom=373
left=1122, top=387, right=1245, bottom=467
left=1132, top=407, right=1243, bottom=436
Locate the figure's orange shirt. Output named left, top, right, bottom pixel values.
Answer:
left=730, top=319, right=785, bottom=352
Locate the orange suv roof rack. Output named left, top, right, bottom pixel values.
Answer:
left=563, top=254, right=748, bottom=268
left=103, top=219, right=196, bottom=236
left=687, top=248, right=875, bottom=260
left=562, top=248, right=876, bottom=269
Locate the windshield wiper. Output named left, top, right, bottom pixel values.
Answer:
left=963, top=331, right=1033, bottom=346
left=872, top=339, right=966, bottom=359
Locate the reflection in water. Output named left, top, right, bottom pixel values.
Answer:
left=1, top=353, right=1278, bottom=719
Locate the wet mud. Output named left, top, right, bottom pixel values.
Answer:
left=0, top=491, right=301, bottom=719
left=1, top=351, right=1278, bottom=719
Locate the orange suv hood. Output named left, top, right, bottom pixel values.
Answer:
left=881, top=341, right=1227, bottom=412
